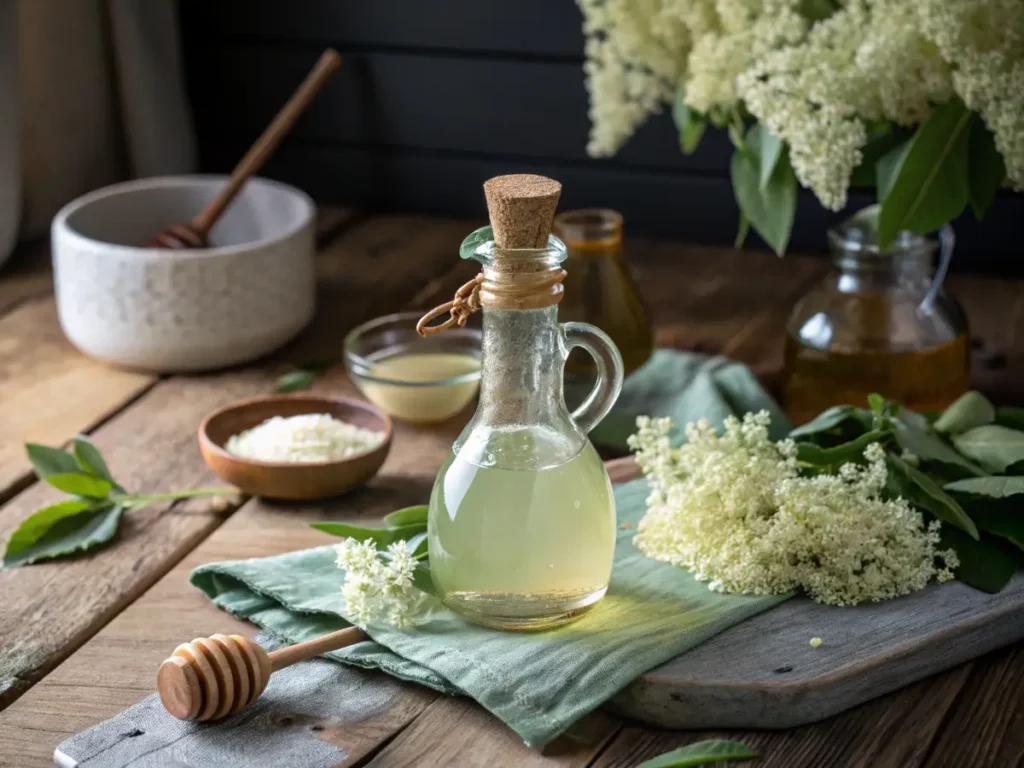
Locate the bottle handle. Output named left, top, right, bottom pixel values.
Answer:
left=920, top=224, right=954, bottom=314
left=561, top=322, right=624, bottom=434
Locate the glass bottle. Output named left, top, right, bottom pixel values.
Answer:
left=781, top=206, right=970, bottom=424
left=420, top=192, right=624, bottom=630
left=553, top=209, right=653, bottom=378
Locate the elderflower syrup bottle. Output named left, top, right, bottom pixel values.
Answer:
left=782, top=206, right=970, bottom=424
left=417, top=175, right=624, bottom=630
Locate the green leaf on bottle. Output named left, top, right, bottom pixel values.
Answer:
left=672, top=88, right=707, bottom=155
left=877, top=98, right=972, bottom=249
left=933, top=391, right=996, bottom=435
left=952, top=425, right=1024, bottom=474
left=636, top=739, right=759, bottom=768
left=731, top=129, right=796, bottom=256
left=3, top=502, right=123, bottom=567
left=383, top=505, right=429, bottom=529
left=968, top=115, right=1005, bottom=219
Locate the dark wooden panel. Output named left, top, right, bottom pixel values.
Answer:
left=200, top=139, right=1024, bottom=272
left=184, top=44, right=734, bottom=173
left=179, top=0, right=585, bottom=57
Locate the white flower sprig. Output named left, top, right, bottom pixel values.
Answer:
left=335, top=539, right=432, bottom=628
left=628, top=412, right=958, bottom=605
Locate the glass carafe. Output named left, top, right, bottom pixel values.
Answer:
left=553, top=209, right=653, bottom=378
left=781, top=206, right=970, bottom=424
left=423, top=227, right=624, bottom=631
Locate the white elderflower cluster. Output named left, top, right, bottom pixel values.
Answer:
left=628, top=413, right=957, bottom=605
left=335, top=539, right=427, bottom=628
left=578, top=0, right=1023, bottom=208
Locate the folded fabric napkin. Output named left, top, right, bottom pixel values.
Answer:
left=187, top=480, right=788, bottom=748
left=581, top=349, right=791, bottom=452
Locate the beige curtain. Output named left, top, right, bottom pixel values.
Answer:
left=0, top=0, right=196, bottom=267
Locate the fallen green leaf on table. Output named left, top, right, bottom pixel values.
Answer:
left=3, top=437, right=234, bottom=567
left=636, top=739, right=758, bottom=768
left=276, top=358, right=340, bottom=393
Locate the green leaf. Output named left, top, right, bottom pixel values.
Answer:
left=893, top=416, right=986, bottom=477
left=851, top=126, right=907, bottom=188
left=867, top=393, right=886, bottom=414
left=788, top=405, right=870, bottom=440
left=72, top=435, right=116, bottom=485
left=383, top=505, right=429, bottom=529
left=940, top=526, right=1018, bottom=593
left=877, top=98, right=972, bottom=248
left=952, top=425, right=1024, bottom=474
left=933, top=391, right=995, bottom=435
left=405, top=532, right=429, bottom=559
left=636, top=740, right=759, bottom=768
left=796, top=430, right=889, bottom=470
left=968, top=115, right=1005, bottom=219
left=412, top=561, right=437, bottom=596
left=734, top=212, right=750, bottom=249
left=276, top=370, right=317, bottom=393
left=731, top=139, right=796, bottom=256
left=3, top=502, right=123, bottom=567
left=25, top=444, right=81, bottom=479
left=995, top=407, right=1024, bottom=432
left=945, top=477, right=1024, bottom=498
left=751, top=125, right=783, bottom=191
left=310, top=521, right=426, bottom=548
left=45, top=473, right=112, bottom=499
left=798, top=0, right=838, bottom=22
left=672, top=89, right=706, bottom=155
left=876, top=140, right=910, bottom=202
left=886, top=454, right=979, bottom=539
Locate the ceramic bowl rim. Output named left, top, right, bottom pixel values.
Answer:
left=343, top=311, right=483, bottom=388
left=52, top=174, right=315, bottom=261
left=198, top=394, right=393, bottom=469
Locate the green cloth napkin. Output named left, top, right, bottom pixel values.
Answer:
left=586, top=349, right=792, bottom=452
left=192, top=480, right=788, bottom=748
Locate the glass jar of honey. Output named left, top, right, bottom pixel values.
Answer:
left=781, top=206, right=970, bottom=424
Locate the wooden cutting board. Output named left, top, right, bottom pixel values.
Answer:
left=603, top=457, right=1024, bottom=729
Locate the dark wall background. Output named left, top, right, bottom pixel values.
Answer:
left=178, top=0, right=1021, bottom=273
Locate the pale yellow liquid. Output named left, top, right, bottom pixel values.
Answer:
left=428, top=438, right=616, bottom=630
left=357, top=353, right=481, bottom=423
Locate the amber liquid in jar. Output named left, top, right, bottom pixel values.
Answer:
left=782, top=333, right=971, bottom=425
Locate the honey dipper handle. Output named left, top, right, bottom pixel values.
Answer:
left=191, top=48, right=342, bottom=235
left=267, top=626, right=367, bottom=672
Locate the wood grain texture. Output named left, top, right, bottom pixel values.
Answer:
left=0, top=212, right=462, bottom=712
left=0, top=298, right=156, bottom=501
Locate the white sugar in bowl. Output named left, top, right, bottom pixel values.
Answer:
left=52, top=175, right=316, bottom=372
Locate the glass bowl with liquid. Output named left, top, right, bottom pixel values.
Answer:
left=344, top=312, right=482, bottom=424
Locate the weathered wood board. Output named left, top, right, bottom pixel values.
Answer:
left=606, top=459, right=1024, bottom=730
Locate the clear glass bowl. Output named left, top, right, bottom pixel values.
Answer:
left=344, top=311, right=482, bottom=424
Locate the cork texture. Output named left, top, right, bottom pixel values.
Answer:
left=483, top=174, right=562, bottom=248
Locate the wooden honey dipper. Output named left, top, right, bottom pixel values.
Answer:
left=145, top=48, right=341, bottom=249
left=157, top=626, right=366, bottom=721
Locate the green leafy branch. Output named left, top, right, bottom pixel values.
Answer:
left=3, top=437, right=233, bottom=567
left=791, top=391, right=1024, bottom=593
left=313, top=505, right=436, bottom=595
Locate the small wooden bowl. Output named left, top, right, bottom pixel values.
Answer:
left=198, top=395, right=392, bottom=500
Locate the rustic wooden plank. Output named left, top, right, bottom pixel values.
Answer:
left=0, top=238, right=53, bottom=317
left=0, top=298, right=156, bottom=501
left=922, top=644, right=1024, bottom=768
left=365, top=696, right=621, bottom=768
left=0, top=214, right=469, bottom=713
left=592, top=663, right=971, bottom=768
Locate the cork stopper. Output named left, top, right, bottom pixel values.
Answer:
left=483, top=174, right=562, bottom=249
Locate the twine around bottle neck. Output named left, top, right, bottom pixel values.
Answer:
left=416, top=266, right=567, bottom=337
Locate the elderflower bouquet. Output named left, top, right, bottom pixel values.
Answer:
left=578, top=0, right=1021, bottom=254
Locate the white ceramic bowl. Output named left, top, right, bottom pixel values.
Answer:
left=52, top=175, right=316, bottom=372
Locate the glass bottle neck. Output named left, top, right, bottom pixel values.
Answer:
left=831, top=250, right=933, bottom=293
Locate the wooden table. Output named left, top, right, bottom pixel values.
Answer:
left=0, top=209, right=1022, bottom=768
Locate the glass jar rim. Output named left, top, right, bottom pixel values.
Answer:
left=827, top=204, right=937, bottom=258
left=459, top=225, right=567, bottom=265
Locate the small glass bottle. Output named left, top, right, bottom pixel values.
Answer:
left=781, top=206, right=970, bottom=424
left=553, top=209, right=653, bottom=378
left=418, top=175, right=624, bottom=631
